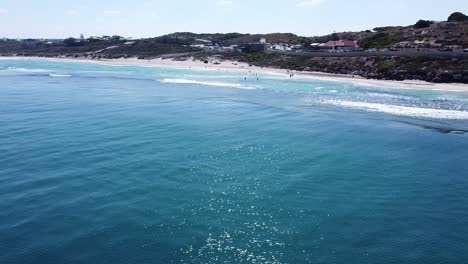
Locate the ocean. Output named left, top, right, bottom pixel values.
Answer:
left=1, top=59, right=468, bottom=264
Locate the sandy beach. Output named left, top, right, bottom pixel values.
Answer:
left=2, top=56, right=468, bottom=92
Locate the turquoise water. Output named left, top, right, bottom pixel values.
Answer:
left=1, top=59, right=468, bottom=264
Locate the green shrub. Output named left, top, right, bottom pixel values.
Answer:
left=448, top=12, right=468, bottom=22
left=376, top=60, right=397, bottom=72
left=414, top=20, right=434, bottom=29
left=361, top=33, right=402, bottom=49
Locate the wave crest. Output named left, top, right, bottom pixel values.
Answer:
left=322, top=100, right=468, bottom=120
left=3, top=67, right=51, bottom=73
left=49, top=74, right=72, bottom=78
left=160, top=78, right=255, bottom=89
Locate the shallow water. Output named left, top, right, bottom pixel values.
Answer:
left=1, top=59, right=468, bottom=264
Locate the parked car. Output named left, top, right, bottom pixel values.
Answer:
left=439, top=47, right=453, bottom=52
left=329, top=49, right=344, bottom=53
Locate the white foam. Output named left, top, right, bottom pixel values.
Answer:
left=173, top=74, right=243, bottom=79
left=367, top=92, right=411, bottom=100
left=49, top=74, right=72, bottom=78
left=322, top=100, right=468, bottom=120
left=160, top=78, right=255, bottom=89
left=4, top=67, right=50, bottom=73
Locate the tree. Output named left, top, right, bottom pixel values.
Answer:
left=414, top=20, right=434, bottom=29
left=63, top=37, right=84, bottom=47
left=63, top=37, right=77, bottom=47
left=448, top=12, right=468, bottom=22
left=331, top=32, right=340, bottom=41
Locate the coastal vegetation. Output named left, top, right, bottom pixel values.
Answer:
left=359, top=33, right=402, bottom=49
left=413, top=20, right=434, bottom=29
left=375, top=60, right=397, bottom=72
left=448, top=12, right=468, bottom=22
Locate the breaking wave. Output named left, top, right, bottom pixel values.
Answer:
left=49, top=74, right=72, bottom=78
left=3, top=67, right=51, bottom=73
left=160, top=78, right=256, bottom=89
left=1, top=67, right=73, bottom=78
left=322, top=100, right=468, bottom=120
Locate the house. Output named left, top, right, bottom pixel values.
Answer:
left=290, top=44, right=303, bottom=52
left=195, top=38, right=212, bottom=44
left=88, top=36, right=104, bottom=42
left=322, top=40, right=359, bottom=50
left=270, top=43, right=292, bottom=51
left=190, top=44, right=207, bottom=49
left=310, top=43, right=321, bottom=48
left=218, top=44, right=239, bottom=51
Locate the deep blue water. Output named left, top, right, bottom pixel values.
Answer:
left=1, top=59, right=468, bottom=264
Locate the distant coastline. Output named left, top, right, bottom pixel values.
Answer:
left=1, top=12, right=467, bottom=84
left=2, top=56, right=468, bottom=92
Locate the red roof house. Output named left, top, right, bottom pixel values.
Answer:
left=323, top=40, right=359, bottom=49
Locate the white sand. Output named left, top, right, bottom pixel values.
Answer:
left=2, top=56, right=468, bottom=92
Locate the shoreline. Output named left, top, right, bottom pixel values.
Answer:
left=2, top=56, right=468, bottom=92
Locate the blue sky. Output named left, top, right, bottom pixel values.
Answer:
left=0, top=0, right=466, bottom=38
